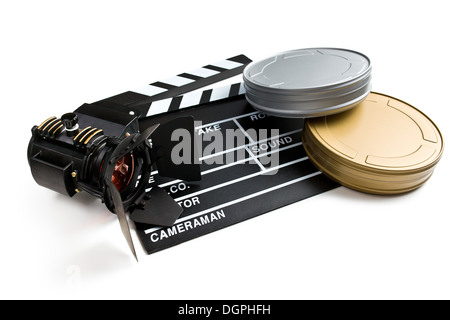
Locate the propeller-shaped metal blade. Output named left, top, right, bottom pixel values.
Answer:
left=130, top=187, right=183, bottom=227
left=150, top=116, right=201, bottom=181
left=106, top=180, right=138, bottom=262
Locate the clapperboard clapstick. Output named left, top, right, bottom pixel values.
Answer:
left=95, top=55, right=252, bottom=117
left=146, top=82, right=246, bottom=116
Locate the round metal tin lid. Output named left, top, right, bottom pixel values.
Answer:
left=302, top=92, right=444, bottom=194
left=243, top=48, right=372, bottom=118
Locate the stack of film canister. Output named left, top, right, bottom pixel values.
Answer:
left=243, top=48, right=444, bottom=194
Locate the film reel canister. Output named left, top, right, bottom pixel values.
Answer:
left=243, top=48, right=372, bottom=118
left=302, top=92, right=444, bottom=194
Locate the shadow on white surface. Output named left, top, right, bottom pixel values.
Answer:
left=62, top=242, right=134, bottom=282
left=326, top=185, right=414, bottom=203
left=50, top=191, right=115, bottom=233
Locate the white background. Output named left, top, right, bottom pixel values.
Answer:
left=1, top=0, right=449, bottom=300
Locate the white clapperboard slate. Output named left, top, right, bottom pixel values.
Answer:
left=95, top=55, right=339, bottom=254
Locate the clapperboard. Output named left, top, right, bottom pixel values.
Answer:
left=95, top=55, right=339, bottom=254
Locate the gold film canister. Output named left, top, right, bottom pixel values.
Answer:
left=302, top=92, right=444, bottom=195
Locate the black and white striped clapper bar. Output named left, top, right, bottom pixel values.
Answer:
left=96, top=55, right=252, bottom=117
left=145, top=82, right=246, bottom=117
